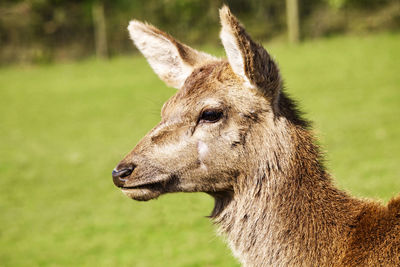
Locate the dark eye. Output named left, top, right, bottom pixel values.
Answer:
left=200, top=109, right=223, bottom=123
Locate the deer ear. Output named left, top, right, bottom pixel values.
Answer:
left=219, top=6, right=281, bottom=103
left=128, top=20, right=215, bottom=89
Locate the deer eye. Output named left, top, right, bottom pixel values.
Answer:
left=200, top=109, right=223, bottom=123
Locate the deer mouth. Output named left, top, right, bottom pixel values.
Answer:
left=119, top=175, right=177, bottom=201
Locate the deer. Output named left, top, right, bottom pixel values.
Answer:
left=112, top=6, right=400, bottom=266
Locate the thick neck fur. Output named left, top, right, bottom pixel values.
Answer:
left=211, top=108, right=361, bottom=266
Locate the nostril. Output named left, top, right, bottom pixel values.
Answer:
left=112, top=165, right=135, bottom=187
left=119, top=167, right=133, bottom=178
left=112, top=167, right=134, bottom=178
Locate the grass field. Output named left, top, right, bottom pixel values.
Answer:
left=1, top=32, right=399, bottom=266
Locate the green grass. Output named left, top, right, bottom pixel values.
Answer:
left=1, top=32, right=399, bottom=266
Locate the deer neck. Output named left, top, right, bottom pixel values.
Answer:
left=211, top=126, right=360, bottom=266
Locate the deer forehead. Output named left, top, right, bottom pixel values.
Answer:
left=161, top=61, right=264, bottom=116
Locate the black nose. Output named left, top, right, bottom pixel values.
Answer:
left=112, top=166, right=134, bottom=187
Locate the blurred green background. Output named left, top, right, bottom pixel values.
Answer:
left=1, top=0, right=400, bottom=266
left=1, top=0, right=400, bottom=64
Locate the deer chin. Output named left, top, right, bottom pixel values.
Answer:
left=121, top=187, right=162, bottom=201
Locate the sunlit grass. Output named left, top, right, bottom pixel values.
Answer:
left=0, top=32, right=399, bottom=266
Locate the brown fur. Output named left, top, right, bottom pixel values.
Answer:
left=114, top=6, right=400, bottom=266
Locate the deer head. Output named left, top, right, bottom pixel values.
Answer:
left=113, top=6, right=306, bottom=205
